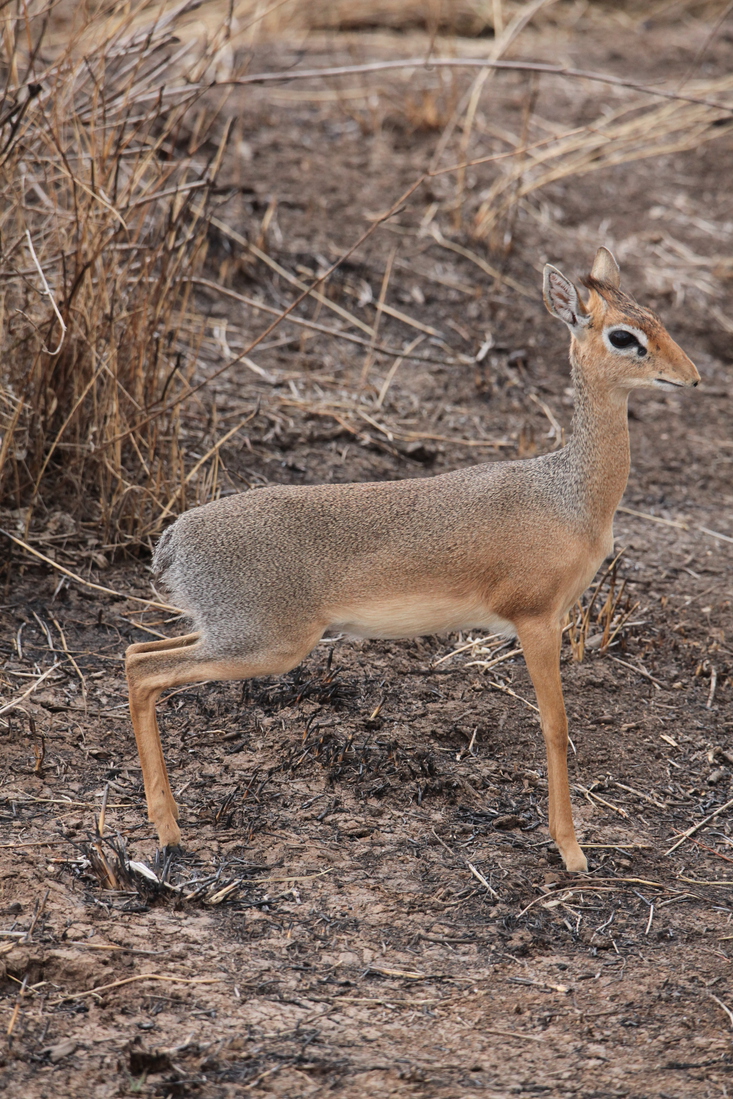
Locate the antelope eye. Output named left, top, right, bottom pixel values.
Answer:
left=608, top=329, right=640, bottom=350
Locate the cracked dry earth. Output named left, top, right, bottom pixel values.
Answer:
left=3, top=12, right=733, bottom=1099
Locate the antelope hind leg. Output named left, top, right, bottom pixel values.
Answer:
left=125, top=635, right=320, bottom=847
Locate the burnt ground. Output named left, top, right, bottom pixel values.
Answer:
left=2, top=10, right=733, bottom=1098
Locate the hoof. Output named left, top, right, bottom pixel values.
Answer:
left=156, top=818, right=182, bottom=848
left=561, top=847, right=588, bottom=873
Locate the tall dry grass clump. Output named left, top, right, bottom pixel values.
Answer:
left=0, top=1, right=235, bottom=549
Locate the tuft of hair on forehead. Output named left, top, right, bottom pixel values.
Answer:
left=581, top=275, right=664, bottom=333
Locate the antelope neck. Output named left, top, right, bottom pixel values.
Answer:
left=564, top=352, right=631, bottom=525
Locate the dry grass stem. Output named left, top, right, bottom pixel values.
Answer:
left=465, top=646, right=523, bottom=671
left=564, top=551, right=639, bottom=663
left=467, top=861, right=500, bottom=899
left=361, top=246, right=397, bottom=386
left=616, top=506, right=689, bottom=530
left=429, top=224, right=532, bottom=296
left=473, top=77, right=733, bottom=241
left=192, top=277, right=455, bottom=367
left=223, top=59, right=733, bottom=113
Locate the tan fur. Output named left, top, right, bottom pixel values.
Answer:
left=126, top=248, right=699, bottom=869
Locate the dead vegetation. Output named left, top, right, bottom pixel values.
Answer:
left=0, top=2, right=236, bottom=546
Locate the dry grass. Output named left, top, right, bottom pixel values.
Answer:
left=472, top=76, right=733, bottom=248
left=564, top=553, right=640, bottom=664
left=0, top=1, right=239, bottom=548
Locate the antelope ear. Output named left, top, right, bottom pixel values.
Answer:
left=591, top=246, right=620, bottom=288
left=543, top=264, right=589, bottom=334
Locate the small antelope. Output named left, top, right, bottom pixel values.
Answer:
left=126, top=248, right=699, bottom=871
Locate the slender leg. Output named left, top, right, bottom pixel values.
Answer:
left=126, top=644, right=187, bottom=846
left=515, top=617, right=587, bottom=873
left=125, top=634, right=320, bottom=848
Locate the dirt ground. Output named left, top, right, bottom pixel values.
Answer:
left=3, top=9, right=733, bottom=1098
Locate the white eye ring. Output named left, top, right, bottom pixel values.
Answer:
left=603, top=324, right=648, bottom=355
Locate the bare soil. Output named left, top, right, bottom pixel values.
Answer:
left=2, top=13, right=733, bottom=1099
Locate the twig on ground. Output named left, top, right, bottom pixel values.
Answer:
left=671, top=832, right=733, bottom=864
left=0, top=662, right=62, bottom=717
left=51, top=973, right=221, bottom=1004
left=375, top=334, right=425, bottom=409
left=50, top=615, right=87, bottom=706
left=677, top=877, right=733, bottom=886
left=246, top=237, right=375, bottom=337
left=479, top=1027, right=547, bottom=1043
left=487, top=679, right=539, bottom=713
left=608, top=655, right=662, bottom=689
left=6, top=975, right=28, bottom=1038
left=528, top=392, right=564, bottom=447
left=709, top=993, right=733, bottom=1029
left=609, top=781, right=666, bottom=810
left=465, top=647, right=522, bottom=671
left=707, top=665, right=718, bottom=709
left=616, top=505, right=688, bottom=530
left=699, top=525, right=733, bottom=545
left=467, top=862, right=500, bottom=900
left=431, top=828, right=455, bottom=856
left=361, top=245, right=397, bottom=385
left=0, top=529, right=179, bottom=612
left=242, top=1065, right=285, bottom=1091
left=575, top=784, right=629, bottom=819
left=0, top=840, right=74, bottom=849
left=315, top=994, right=441, bottom=1006
left=617, top=506, right=733, bottom=545
left=665, top=795, right=733, bottom=856
left=433, top=633, right=505, bottom=666
left=193, top=278, right=455, bottom=366
left=430, top=223, right=531, bottom=297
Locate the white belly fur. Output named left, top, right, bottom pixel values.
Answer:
left=327, top=594, right=515, bottom=641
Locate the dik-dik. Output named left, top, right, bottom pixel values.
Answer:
left=126, top=248, right=699, bottom=871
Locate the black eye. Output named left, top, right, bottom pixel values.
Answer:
left=608, top=329, right=640, bottom=350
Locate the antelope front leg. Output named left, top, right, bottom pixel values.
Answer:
left=516, top=618, right=587, bottom=873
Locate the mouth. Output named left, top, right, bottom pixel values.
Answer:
left=653, top=378, right=685, bottom=390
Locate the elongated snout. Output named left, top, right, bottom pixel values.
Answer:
left=654, top=337, right=700, bottom=389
